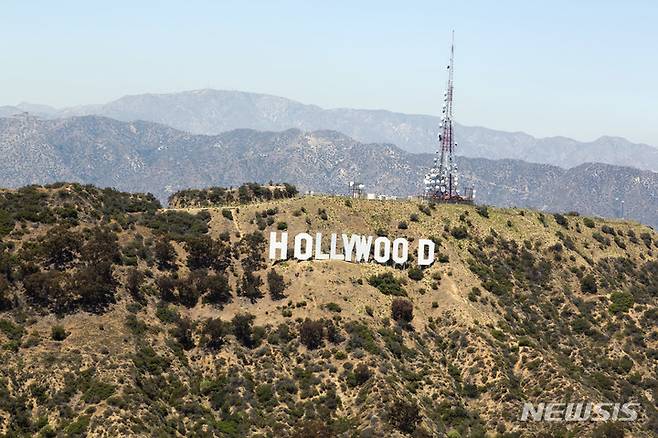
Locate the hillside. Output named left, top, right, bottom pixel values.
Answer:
left=0, top=115, right=657, bottom=228
left=10, top=89, right=658, bottom=171
left=0, top=183, right=656, bottom=437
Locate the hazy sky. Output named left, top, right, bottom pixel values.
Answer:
left=2, top=1, right=657, bottom=145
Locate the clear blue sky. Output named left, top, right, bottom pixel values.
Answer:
left=2, top=0, right=657, bottom=145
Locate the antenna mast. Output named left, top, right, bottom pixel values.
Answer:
left=424, top=31, right=473, bottom=204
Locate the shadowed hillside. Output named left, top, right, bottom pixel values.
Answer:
left=1, top=116, right=657, bottom=228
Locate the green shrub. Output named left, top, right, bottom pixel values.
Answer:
left=345, top=322, right=380, bottom=355
left=468, top=287, right=481, bottom=302
left=553, top=213, right=568, bottom=227
left=601, top=225, right=616, bottom=235
left=407, top=267, right=424, bottom=281
left=256, top=383, right=275, bottom=403
left=418, top=204, right=431, bottom=216
left=591, top=233, right=608, bottom=247
left=201, top=273, right=232, bottom=307
left=475, top=205, right=489, bottom=218
left=583, top=217, right=595, bottom=228
left=51, top=325, right=68, bottom=341
left=154, top=238, right=177, bottom=270
left=64, top=415, right=90, bottom=436
left=571, top=317, right=591, bottom=334
left=346, top=363, right=372, bottom=387
left=450, top=226, right=468, bottom=239
left=237, top=270, right=264, bottom=304
left=125, top=314, right=148, bottom=336
left=388, top=400, right=420, bottom=434
left=81, top=380, right=116, bottom=403
left=141, top=210, right=209, bottom=241
left=221, top=209, right=233, bottom=220
left=0, top=319, right=24, bottom=341
left=155, top=303, right=179, bottom=324
left=277, top=222, right=288, bottom=230
left=580, top=274, right=598, bottom=293
left=609, top=291, right=634, bottom=314
left=368, top=273, right=406, bottom=296
left=133, top=345, right=170, bottom=374
left=324, top=302, right=342, bottom=313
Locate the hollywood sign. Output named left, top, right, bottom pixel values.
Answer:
left=268, top=232, right=436, bottom=266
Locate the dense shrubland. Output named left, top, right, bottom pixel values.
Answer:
left=0, top=185, right=656, bottom=437
left=169, top=182, right=298, bottom=208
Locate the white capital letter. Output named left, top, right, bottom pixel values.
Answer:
left=329, top=233, right=344, bottom=260
left=315, top=233, right=329, bottom=260
left=342, top=234, right=357, bottom=262
left=373, top=237, right=391, bottom=263
left=354, top=235, right=373, bottom=262
left=392, top=238, right=409, bottom=264
left=418, top=239, right=435, bottom=266
left=294, top=233, right=313, bottom=260
left=269, top=232, right=288, bottom=260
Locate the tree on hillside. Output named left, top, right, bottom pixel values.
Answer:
left=391, top=299, right=414, bottom=324
left=267, top=269, right=286, bottom=300
left=388, top=400, right=420, bottom=434
left=238, top=271, right=263, bottom=304
left=81, top=227, right=121, bottom=264
left=170, top=316, right=195, bottom=350
left=126, top=268, right=145, bottom=304
left=299, top=319, right=324, bottom=350
left=154, top=238, right=177, bottom=270
left=74, top=261, right=116, bottom=313
left=202, top=318, right=229, bottom=351
left=39, top=226, right=81, bottom=270
left=201, top=272, right=232, bottom=307
left=232, top=313, right=255, bottom=347
left=0, top=276, right=13, bottom=311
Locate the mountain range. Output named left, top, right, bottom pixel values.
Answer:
left=2, top=89, right=658, bottom=171
left=1, top=115, right=656, bottom=227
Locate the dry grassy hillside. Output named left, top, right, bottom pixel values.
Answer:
left=0, top=183, right=656, bottom=437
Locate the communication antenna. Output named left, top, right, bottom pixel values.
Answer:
left=424, top=31, right=474, bottom=204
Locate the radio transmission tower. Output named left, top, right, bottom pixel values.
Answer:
left=424, top=32, right=474, bottom=204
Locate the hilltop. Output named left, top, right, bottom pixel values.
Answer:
left=0, top=183, right=656, bottom=437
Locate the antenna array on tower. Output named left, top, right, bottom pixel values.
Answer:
left=424, top=32, right=474, bottom=204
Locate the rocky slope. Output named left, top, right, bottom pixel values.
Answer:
left=10, top=89, right=658, bottom=170
left=0, top=115, right=657, bottom=228
left=0, top=183, right=656, bottom=437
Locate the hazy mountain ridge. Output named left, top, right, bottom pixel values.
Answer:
left=0, top=115, right=656, bottom=228
left=9, top=89, right=658, bottom=171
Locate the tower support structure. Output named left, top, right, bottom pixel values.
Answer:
left=424, top=32, right=474, bottom=204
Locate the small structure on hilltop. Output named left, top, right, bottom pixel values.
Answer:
left=424, top=32, right=475, bottom=204
left=348, top=181, right=365, bottom=198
